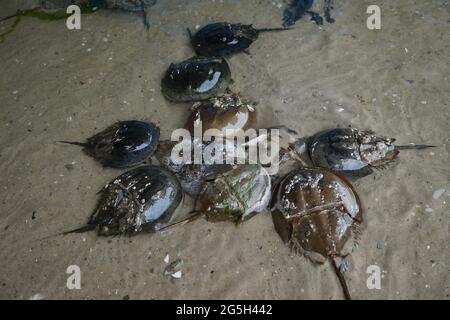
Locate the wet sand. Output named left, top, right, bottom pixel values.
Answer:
left=0, top=0, right=449, bottom=299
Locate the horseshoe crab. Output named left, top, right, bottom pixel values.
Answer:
left=188, top=22, right=290, bottom=57
left=185, top=91, right=257, bottom=137
left=308, top=127, right=435, bottom=178
left=154, top=125, right=307, bottom=195
left=63, top=165, right=183, bottom=236
left=271, top=167, right=362, bottom=300
left=161, top=57, right=231, bottom=102
left=195, top=165, right=271, bottom=223
left=60, top=120, right=160, bottom=168
left=154, top=139, right=232, bottom=196
left=159, top=165, right=271, bottom=229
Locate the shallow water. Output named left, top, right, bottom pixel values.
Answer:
left=0, top=0, right=449, bottom=299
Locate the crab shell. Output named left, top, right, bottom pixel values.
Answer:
left=161, top=57, right=231, bottom=102
left=154, top=139, right=233, bottom=196
left=271, top=167, right=362, bottom=263
left=89, top=165, right=183, bottom=236
left=83, top=120, right=160, bottom=168
left=308, top=128, right=398, bottom=177
left=185, top=93, right=256, bottom=138
left=196, top=165, right=271, bottom=223
left=191, top=23, right=259, bottom=57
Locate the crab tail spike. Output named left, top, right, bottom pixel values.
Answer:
left=186, top=28, right=193, bottom=39
left=395, top=144, right=437, bottom=150
left=156, top=211, right=203, bottom=232
left=142, top=10, right=150, bottom=30
left=61, top=224, right=96, bottom=236
left=139, top=0, right=150, bottom=30
left=255, top=27, right=292, bottom=33
left=58, top=140, right=87, bottom=147
left=331, top=258, right=352, bottom=300
left=36, top=224, right=95, bottom=242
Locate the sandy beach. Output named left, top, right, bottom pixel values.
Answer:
left=0, top=0, right=448, bottom=299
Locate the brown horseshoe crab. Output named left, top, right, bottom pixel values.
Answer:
left=158, top=164, right=271, bottom=229
left=308, top=127, right=435, bottom=178
left=185, top=91, right=257, bottom=138
left=271, top=167, right=362, bottom=300
left=59, top=120, right=160, bottom=168
left=62, top=165, right=183, bottom=236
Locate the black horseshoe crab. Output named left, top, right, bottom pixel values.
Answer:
left=161, top=57, right=231, bottom=102
left=62, top=165, right=183, bottom=236
left=307, top=127, right=436, bottom=178
left=188, top=22, right=290, bottom=57
left=59, top=120, right=160, bottom=168
left=271, top=167, right=362, bottom=300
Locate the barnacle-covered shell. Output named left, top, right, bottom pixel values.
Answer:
left=161, top=57, right=231, bottom=102
left=271, top=167, right=362, bottom=261
left=196, top=165, right=271, bottom=223
left=86, top=165, right=182, bottom=236
left=308, top=128, right=398, bottom=177
left=185, top=92, right=256, bottom=137
left=271, top=167, right=362, bottom=300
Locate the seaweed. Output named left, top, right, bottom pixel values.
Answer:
left=0, top=14, right=22, bottom=43
left=0, top=3, right=96, bottom=43
left=308, top=11, right=323, bottom=25
left=324, top=0, right=335, bottom=23
left=283, top=0, right=314, bottom=27
left=282, top=0, right=335, bottom=27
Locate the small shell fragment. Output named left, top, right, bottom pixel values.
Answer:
left=432, top=189, right=445, bottom=200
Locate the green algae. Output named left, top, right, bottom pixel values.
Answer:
left=207, top=166, right=260, bottom=224
left=0, top=4, right=96, bottom=43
